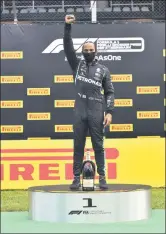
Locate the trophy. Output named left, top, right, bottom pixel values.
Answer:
left=82, top=149, right=96, bottom=191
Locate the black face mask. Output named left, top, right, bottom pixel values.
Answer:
left=82, top=52, right=96, bottom=63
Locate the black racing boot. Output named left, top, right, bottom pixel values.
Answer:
left=99, top=175, right=108, bottom=190
left=70, top=176, right=81, bottom=190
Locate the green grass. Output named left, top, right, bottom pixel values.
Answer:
left=1, top=190, right=29, bottom=212
left=1, top=188, right=165, bottom=212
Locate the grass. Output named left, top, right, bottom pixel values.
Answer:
left=1, top=188, right=165, bottom=212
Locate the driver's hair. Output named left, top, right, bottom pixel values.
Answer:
left=82, top=41, right=96, bottom=51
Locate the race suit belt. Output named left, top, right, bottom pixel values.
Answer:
left=78, top=93, right=103, bottom=102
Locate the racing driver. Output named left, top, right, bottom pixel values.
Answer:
left=63, top=15, right=115, bottom=190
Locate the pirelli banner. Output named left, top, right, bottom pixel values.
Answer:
left=0, top=23, right=165, bottom=139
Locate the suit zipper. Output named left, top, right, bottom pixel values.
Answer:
left=87, top=64, right=89, bottom=107
left=87, top=64, right=89, bottom=75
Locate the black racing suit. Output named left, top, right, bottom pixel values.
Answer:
left=63, top=23, right=115, bottom=176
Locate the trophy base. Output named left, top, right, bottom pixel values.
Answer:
left=28, top=184, right=151, bottom=223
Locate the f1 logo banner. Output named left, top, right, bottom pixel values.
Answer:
left=42, top=37, right=145, bottom=54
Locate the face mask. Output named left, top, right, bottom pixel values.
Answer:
left=82, top=52, right=96, bottom=63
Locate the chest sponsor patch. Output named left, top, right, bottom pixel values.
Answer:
left=94, top=71, right=103, bottom=81
left=76, top=75, right=102, bottom=87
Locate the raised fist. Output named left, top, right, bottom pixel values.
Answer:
left=65, top=15, right=75, bottom=24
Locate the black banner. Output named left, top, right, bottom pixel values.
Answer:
left=0, top=23, right=165, bottom=139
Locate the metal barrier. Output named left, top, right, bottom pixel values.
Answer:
left=97, top=0, right=165, bottom=22
left=1, top=0, right=91, bottom=23
left=1, top=0, right=165, bottom=23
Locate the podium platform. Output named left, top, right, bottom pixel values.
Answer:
left=28, top=184, right=151, bottom=223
